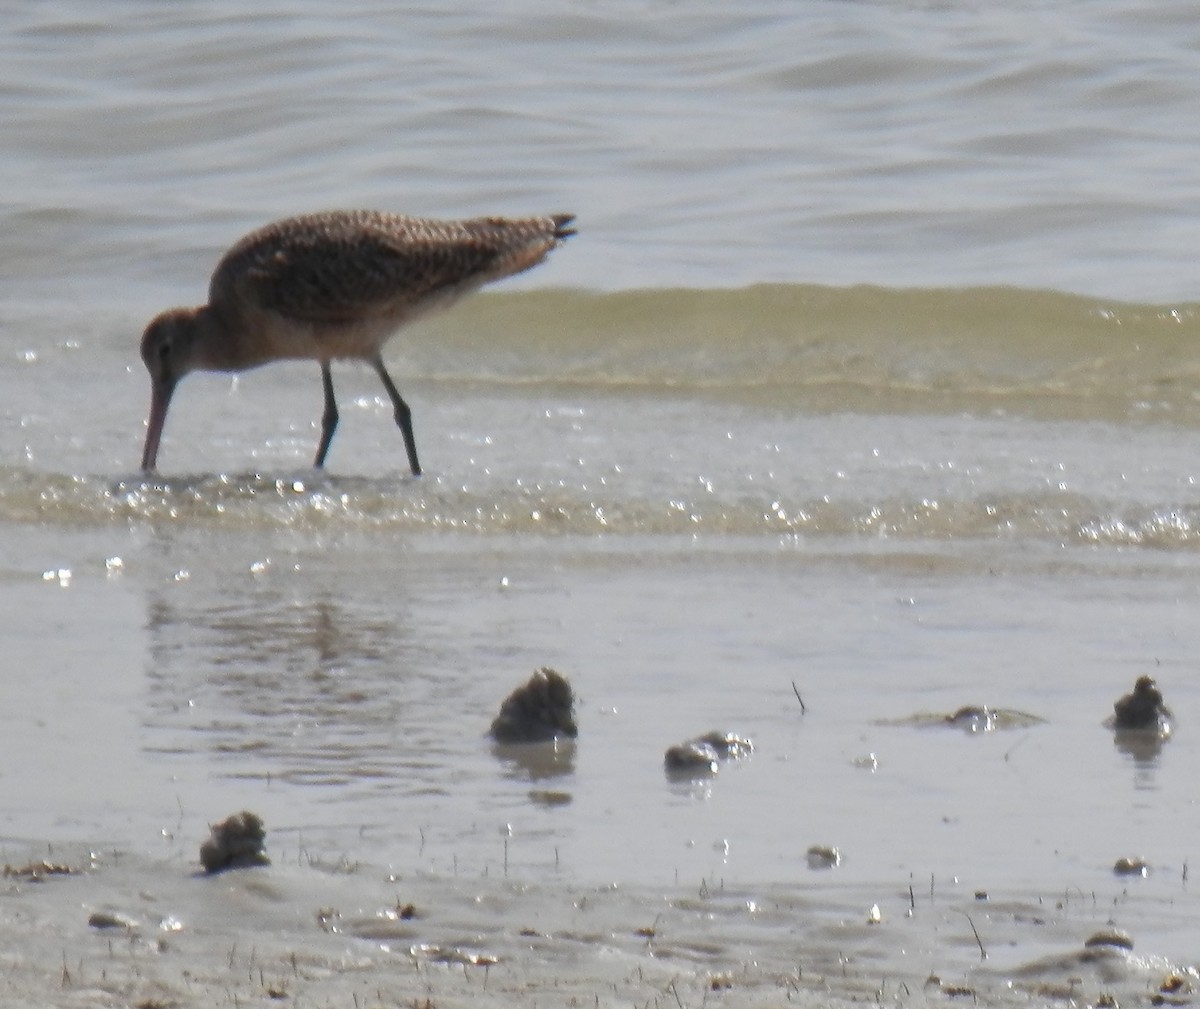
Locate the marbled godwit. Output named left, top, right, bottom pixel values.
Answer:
left=139, top=210, right=575, bottom=475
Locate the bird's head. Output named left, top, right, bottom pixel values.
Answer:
left=141, top=307, right=203, bottom=388
left=139, top=307, right=204, bottom=471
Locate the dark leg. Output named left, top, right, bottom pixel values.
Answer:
left=314, top=363, right=338, bottom=468
left=371, top=354, right=421, bottom=476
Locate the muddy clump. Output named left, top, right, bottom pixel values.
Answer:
left=1111, top=676, right=1171, bottom=734
left=489, top=667, right=577, bottom=743
left=199, top=811, right=270, bottom=874
left=664, top=731, right=753, bottom=778
left=806, top=844, right=841, bottom=869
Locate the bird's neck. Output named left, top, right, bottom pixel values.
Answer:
left=187, top=305, right=248, bottom=372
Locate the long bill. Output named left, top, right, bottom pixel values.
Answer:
left=141, top=378, right=176, bottom=472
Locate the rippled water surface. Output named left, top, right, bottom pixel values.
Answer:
left=4, top=2, right=1200, bottom=299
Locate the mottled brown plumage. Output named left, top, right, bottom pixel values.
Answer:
left=139, top=210, right=575, bottom=475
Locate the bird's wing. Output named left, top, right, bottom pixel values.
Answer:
left=209, top=211, right=566, bottom=325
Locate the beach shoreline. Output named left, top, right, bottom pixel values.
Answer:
left=2, top=833, right=1195, bottom=1009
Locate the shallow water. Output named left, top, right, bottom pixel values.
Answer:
left=5, top=3, right=1200, bottom=300
left=3, top=3, right=1200, bottom=1002
left=7, top=522, right=1200, bottom=903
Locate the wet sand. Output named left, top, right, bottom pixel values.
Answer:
left=2, top=838, right=1196, bottom=1009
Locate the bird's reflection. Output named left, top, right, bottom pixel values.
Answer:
left=144, top=592, right=400, bottom=719
left=139, top=574, right=432, bottom=794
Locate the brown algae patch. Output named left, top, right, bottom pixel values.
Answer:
left=877, top=706, right=1045, bottom=732
left=3, top=859, right=82, bottom=881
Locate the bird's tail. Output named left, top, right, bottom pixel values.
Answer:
left=550, top=213, right=576, bottom=242
left=467, top=213, right=576, bottom=282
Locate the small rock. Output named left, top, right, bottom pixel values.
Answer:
left=664, top=740, right=720, bottom=776
left=1112, top=856, right=1149, bottom=877
left=199, top=811, right=270, bottom=874
left=1085, top=928, right=1134, bottom=951
left=664, top=730, right=753, bottom=777
left=806, top=845, right=841, bottom=869
left=489, top=668, right=577, bottom=743
left=1160, top=974, right=1188, bottom=994
left=88, top=910, right=136, bottom=930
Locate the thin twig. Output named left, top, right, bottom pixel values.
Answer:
left=791, top=681, right=807, bottom=714
left=669, top=980, right=684, bottom=1009
left=958, top=911, right=987, bottom=960
left=1003, top=735, right=1028, bottom=762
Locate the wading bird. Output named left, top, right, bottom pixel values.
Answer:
left=139, top=210, right=575, bottom=475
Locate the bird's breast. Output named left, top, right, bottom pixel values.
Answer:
left=233, top=305, right=413, bottom=367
